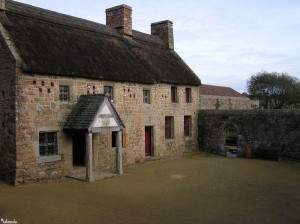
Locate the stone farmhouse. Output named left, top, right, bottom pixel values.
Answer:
left=0, top=0, right=205, bottom=184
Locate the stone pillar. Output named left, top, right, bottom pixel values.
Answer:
left=116, top=130, right=123, bottom=175
left=85, top=132, right=94, bottom=182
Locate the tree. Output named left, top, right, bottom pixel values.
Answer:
left=247, top=71, right=300, bottom=109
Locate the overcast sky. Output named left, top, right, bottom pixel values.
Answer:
left=16, top=0, right=300, bottom=93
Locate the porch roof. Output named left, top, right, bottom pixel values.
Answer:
left=63, top=94, right=124, bottom=131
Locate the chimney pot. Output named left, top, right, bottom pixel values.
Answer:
left=151, top=20, right=174, bottom=50
left=106, top=4, right=132, bottom=37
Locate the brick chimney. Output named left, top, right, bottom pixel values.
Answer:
left=151, top=20, right=174, bottom=50
left=106, top=4, right=132, bottom=37
left=0, top=0, right=5, bottom=11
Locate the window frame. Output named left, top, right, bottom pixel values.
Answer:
left=185, top=88, right=192, bottom=103
left=171, top=86, right=178, bottom=103
left=104, top=86, right=114, bottom=101
left=143, top=89, right=151, bottom=104
left=184, top=116, right=192, bottom=137
left=165, top=116, right=174, bottom=139
left=39, top=132, right=58, bottom=157
left=59, top=85, right=70, bottom=102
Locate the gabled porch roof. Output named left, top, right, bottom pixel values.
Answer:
left=63, top=94, right=125, bottom=132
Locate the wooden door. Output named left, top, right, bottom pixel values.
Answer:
left=145, top=127, right=152, bottom=156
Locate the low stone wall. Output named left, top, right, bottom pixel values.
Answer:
left=198, top=110, right=300, bottom=160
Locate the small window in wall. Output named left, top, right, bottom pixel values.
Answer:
left=143, top=90, right=150, bottom=104
left=184, top=116, right=192, bottom=137
left=39, top=132, right=58, bottom=157
left=185, top=88, right=192, bottom=103
left=104, top=86, right=114, bottom=101
left=165, top=116, right=174, bottom=139
left=171, top=86, right=177, bottom=103
left=59, top=85, right=70, bottom=101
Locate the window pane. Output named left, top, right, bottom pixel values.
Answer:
left=143, top=90, right=150, bottom=104
left=39, top=132, right=58, bottom=157
left=104, top=86, right=113, bottom=100
left=59, top=85, right=70, bottom=101
left=171, top=86, right=177, bottom=103
left=186, top=88, right=191, bottom=103
left=184, top=116, right=191, bottom=136
left=165, top=116, right=174, bottom=139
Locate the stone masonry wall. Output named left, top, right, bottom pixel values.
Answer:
left=15, top=72, right=200, bottom=184
left=198, top=110, right=300, bottom=160
left=0, top=33, right=16, bottom=184
left=200, top=95, right=252, bottom=110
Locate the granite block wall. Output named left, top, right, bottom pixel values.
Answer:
left=12, top=72, right=199, bottom=184
left=198, top=110, right=300, bottom=160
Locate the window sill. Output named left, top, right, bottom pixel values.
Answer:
left=38, top=155, right=62, bottom=164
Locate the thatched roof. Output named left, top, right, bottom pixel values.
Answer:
left=1, top=0, right=201, bottom=86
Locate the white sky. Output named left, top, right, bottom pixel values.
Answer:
left=16, top=0, right=300, bottom=93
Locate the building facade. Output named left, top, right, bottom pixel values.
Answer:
left=200, top=84, right=258, bottom=110
left=0, top=1, right=201, bottom=184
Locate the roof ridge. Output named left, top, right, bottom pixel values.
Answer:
left=6, top=1, right=166, bottom=46
left=6, top=0, right=121, bottom=38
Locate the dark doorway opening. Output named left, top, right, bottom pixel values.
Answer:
left=224, top=126, right=238, bottom=157
left=72, top=132, right=86, bottom=166
left=145, top=127, right=153, bottom=157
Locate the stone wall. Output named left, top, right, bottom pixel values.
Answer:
left=14, top=72, right=200, bottom=184
left=200, top=95, right=253, bottom=110
left=198, top=110, right=300, bottom=160
left=0, top=32, right=16, bottom=184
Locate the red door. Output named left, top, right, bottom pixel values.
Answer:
left=145, top=127, right=152, bottom=156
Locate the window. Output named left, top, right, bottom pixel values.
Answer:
left=185, top=88, right=192, bottom=103
left=143, top=90, right=150, bottom=104
left=59, top=85, right=70, bottom=101
left=165, top=116, right=174, bottom=139
left=184, top=116, right=192, bottom=137
left=104, top=86, right=114, bottom=101
left=171, top=86, right=177, bottom=103
left=39, top=132, right=58, bottom=157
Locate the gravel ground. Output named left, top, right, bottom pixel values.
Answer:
left=0, top=152, right=299, bottom=224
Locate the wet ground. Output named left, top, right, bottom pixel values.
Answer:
left=0, top=152, right=299, bottom=224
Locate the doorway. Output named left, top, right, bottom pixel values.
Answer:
left=224, top=126, right=238, bottom=157
left=72, top=132, right=86, bottom=166
left=145, top=127, right=153, bottom=157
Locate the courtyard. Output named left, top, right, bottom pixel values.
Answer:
left=0, top=152, right=299, bottom=224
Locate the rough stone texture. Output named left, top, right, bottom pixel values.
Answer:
left=151, top=20, right=174, bottom=50
left=0, top=30, right=16, bottom=184
left=200, top=95, right=257, bottom=110
left=198, top=110, right=300, bottom=160
left=0, top=0, right=5, bottom=11
left=106, top=4, right=132, bottom=37
left=12, top=72, right=200, bottom=184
